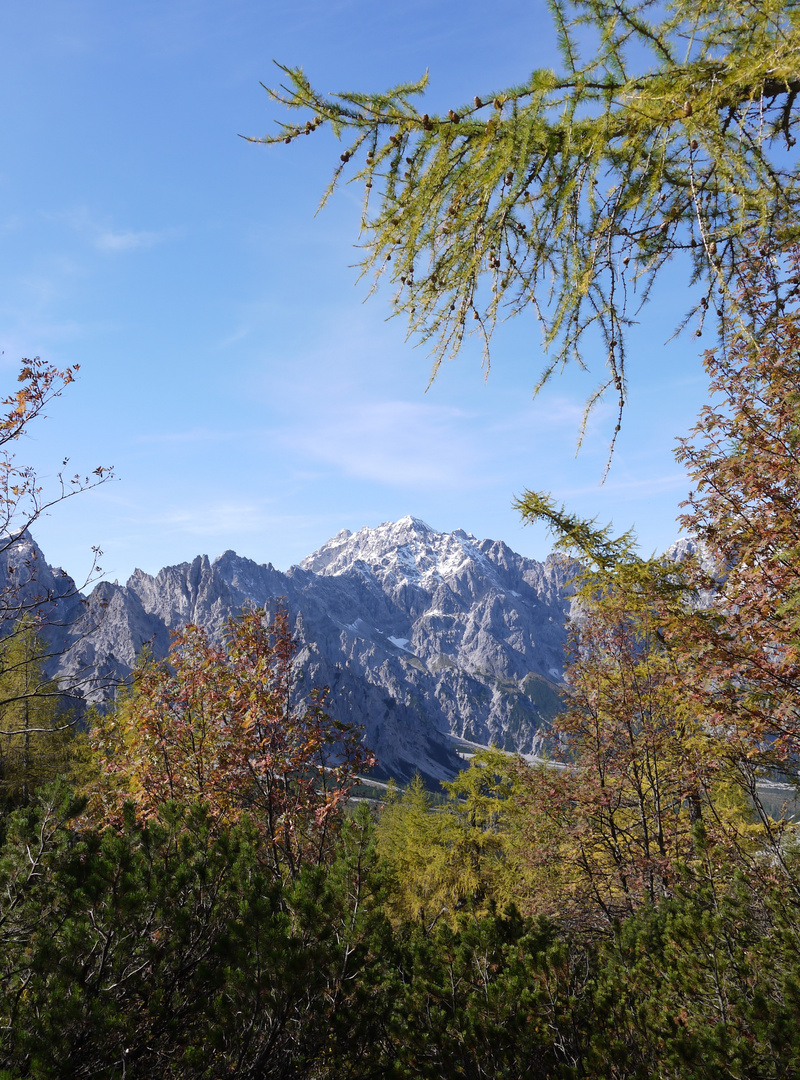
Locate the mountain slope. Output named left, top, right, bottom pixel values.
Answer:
left=49, top=517, right=576, bottom=783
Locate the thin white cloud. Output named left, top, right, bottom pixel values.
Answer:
left=283, top=399, right=485, bottom=490
left=58, top=208, right=173, bottom=254
left=94, top=228, right=163, bottom=253
left=485, top=396, right=598, bottom=441
left=130, top=499, right=275, bottom=539
left=134, top=427, right=239, bottom=446
left=216, top=325, right=251, bottom=350
left=112, top=499, right=348, bottom=556
left=557, top=471, right=690, bottom=501
left=158, top=503, right=266, bottom=536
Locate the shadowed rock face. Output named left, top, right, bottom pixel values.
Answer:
left=28, top=517, right=578, bottom=784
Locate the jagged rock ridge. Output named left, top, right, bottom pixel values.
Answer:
left=19, top=517, right=579, bottom=784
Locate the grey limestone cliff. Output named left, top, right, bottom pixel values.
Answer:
left=37, top=517, right=578, bottom=783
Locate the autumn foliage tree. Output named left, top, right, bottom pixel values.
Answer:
left=90, top=607, right=374, bottom=880
left=676, top=253, right=800, bottom=760
left=668, top=251, right=800, bottom=874
left=512, top=253, right=800, bottom=929
left=513, top=556, right=759, bottom=931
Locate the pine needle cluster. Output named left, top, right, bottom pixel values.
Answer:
left=252, top=0, right=799, bottom=445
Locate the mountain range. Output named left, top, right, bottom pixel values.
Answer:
left=4, top=517, right=578, bottom=784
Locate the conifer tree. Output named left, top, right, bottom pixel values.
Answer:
left=376, top=773, right=452, bottom=928
left=0, top=619, right=74, bottom=808
left=0, top=789, right=382, bottom=1078
left=377, top=752, right=529, bottom=926
left=255, top=0, right=799, bottom=436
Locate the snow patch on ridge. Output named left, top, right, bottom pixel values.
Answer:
left=299, top=514, right=499, bottom=592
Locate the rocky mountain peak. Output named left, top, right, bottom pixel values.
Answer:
left=26, top=518, right=588, bottom=785
left=300, top=516, right=497, bottom=595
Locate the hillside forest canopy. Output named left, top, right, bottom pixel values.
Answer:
left=1, top=0, right=800, bottom=1076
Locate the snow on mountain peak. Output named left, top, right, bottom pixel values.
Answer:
left=300, top=516, right=492, bottom=590
left=396, top=514, right=432, bottom=532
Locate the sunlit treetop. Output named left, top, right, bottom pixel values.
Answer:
left=250, top=0, right=799, bottom=451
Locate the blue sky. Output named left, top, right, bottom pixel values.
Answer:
left=1, top=0, right=708, bottom=585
